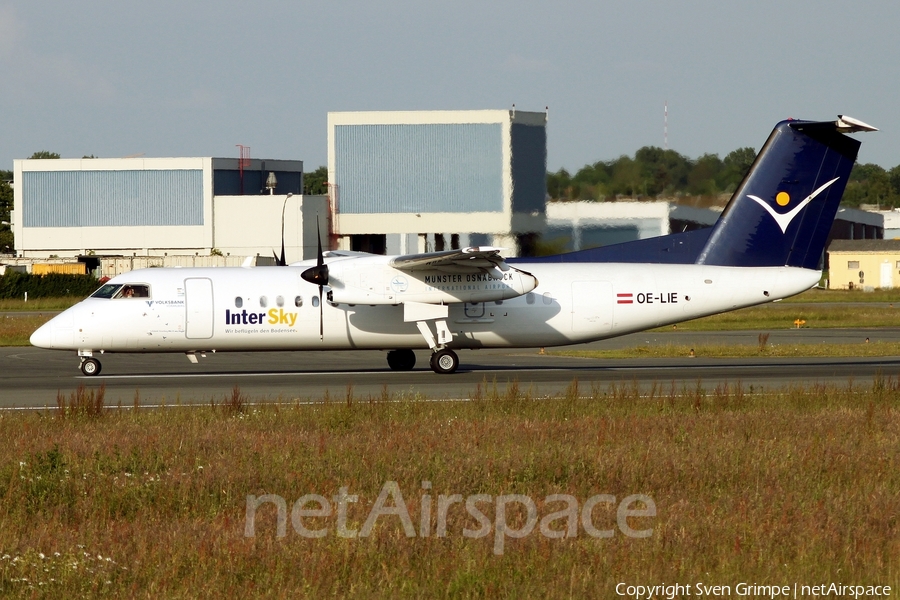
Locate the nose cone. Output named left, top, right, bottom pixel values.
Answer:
left=29, top=309, right=75, bottom=349
left=29, top=320, right=54, bottom=348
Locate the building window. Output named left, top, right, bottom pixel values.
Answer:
left=848, top=261, right=859, bottom=269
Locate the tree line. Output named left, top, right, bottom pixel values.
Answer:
left=547, top=147, right=900, bottom=209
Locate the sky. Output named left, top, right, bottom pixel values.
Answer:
left=1, top=0, right=899, bottom=173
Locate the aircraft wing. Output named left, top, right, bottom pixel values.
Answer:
left=389, top=246, right=509, bottom=273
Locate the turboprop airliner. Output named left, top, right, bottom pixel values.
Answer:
left=30, top=115, right=876, bottom=375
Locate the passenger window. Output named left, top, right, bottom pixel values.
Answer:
left=294, top=296, right=303, bottom=307
left=235, top=297, right=243, bottom=308
left=542, top=292, right=553, bottom=305
left=260, top=296, right=268, bottom=308
left=312, top=296, right=319, bottom=308
left=526, top=293, right=535, bottom=305
left=276, top=295, right=284, bottom=307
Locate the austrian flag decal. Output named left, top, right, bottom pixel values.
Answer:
left=617, top=293, right=633, bottom=304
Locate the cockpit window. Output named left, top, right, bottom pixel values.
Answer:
left=113, top=284, right=151, bottom=299
left=91, top=284, right=122, bottom=299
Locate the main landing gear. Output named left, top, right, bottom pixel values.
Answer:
left=391, top=303, right=460, bottom=374
left=386, top=349, right=416, bottom=371
left=385, top=347, right=459, bottom=374
left=429, top=348, right=459, bottom=374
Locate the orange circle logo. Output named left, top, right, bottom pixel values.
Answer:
left=776, top=192, right=790, bottom=207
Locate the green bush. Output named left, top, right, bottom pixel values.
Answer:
left=0, top=272, right=98, bottom=299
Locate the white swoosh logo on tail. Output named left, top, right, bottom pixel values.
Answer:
left=747, top=177, right=839, bottom=234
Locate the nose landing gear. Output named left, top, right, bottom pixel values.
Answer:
left=80, top=357, right=101, bottom=376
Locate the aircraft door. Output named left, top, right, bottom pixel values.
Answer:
left=185, top=277, right=214, bottom=339
left=571, top=281, right=613, bottom=334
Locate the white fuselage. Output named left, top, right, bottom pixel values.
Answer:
left=31, top=262, right=819, bottom=354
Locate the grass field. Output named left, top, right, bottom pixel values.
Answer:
left=0, top=315, right=47, bottom=347
left=661, top=301, right=900, bottom=331
left=0, top=297, right=81, bottom=311
left=779, top=287, right=900, bottom=303
left=6, top=289, right=900, bottom=347
left=554, top=339, right=900, bottom=360
left=0, top=381, right=897, bottom=597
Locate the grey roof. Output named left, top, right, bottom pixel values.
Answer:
left=828, top=239, right=900, bottom=253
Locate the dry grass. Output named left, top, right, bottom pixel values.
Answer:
left=0, top=297, right=79, bottom=311
left=781, top=287, right=900, bottom=303
left=56, top=384, right=106, bottom=419
left=0, top=315, right=50, bottom=347
left=666, top=302, right=900, bottom=330
left=6, top=290, right=900, bottom=348
left=555, top=340, right=900, bottom=359
left=0, top=380, right=897, bottom=597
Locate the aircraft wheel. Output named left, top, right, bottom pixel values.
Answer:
left=80, top=358, right=101, bottom=376
left=430, top=349, right=459, bottom=374
left=387, top=349, right=416, bottom=371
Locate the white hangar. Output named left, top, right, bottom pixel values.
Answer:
left=12, top=108, right=549, bottom=264
left=327, top=109, right=548, bottom=256
left=12, top=156, right=327, bottom=263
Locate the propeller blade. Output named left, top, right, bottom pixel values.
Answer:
left=299, top=215, right=327, bottom=340
left=316, top=217, right=323, bottom=267
left=318, top=284, right=324, bottom=340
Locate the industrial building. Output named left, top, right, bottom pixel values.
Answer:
left=827, top=239, right=900, bottom=290
left=6, top=108, right=888, bottom=276
left=327, top=109, right=547, bottom=255
left=12, top=156, right=327, bottom=268
left=543, top=201, right=720, bottom=252
left=542, top=201, right=885, bottom=254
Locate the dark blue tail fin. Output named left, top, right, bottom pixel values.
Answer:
left=696, top=116, right=876, bottom=269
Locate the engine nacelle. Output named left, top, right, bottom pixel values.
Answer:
left=326, top=266, right=538, bottom=305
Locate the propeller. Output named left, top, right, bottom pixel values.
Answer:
left=273, top=193, right=293, bottom=266
left=300, top=216, right=328, bottom=339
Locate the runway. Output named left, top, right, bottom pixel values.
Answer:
left=3, top=327, right=899, bottom=408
